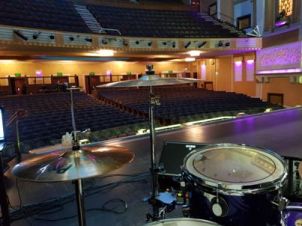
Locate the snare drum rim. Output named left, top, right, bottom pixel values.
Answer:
left=182, top=143, right=287, bottom=195
left=144, top=218, right=222, bottom=225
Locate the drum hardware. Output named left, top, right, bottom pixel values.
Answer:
left=98, top=65, right=198, bottom=221
left=143, top=218, right=223, bottom=226
left=12, top=87, right=134, bottom=226
left=182, top=143, right=288, bottom=226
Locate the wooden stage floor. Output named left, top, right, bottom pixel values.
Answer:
left=5, top=107, right=302, bottom=226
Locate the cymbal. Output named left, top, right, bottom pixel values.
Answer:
left=98, top=74, right=199, bottom=87
left=12, top=145, right=134, bottom=182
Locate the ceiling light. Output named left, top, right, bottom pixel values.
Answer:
left=96, top=49, right=115, bottom=57
left=188, top=50, right=202, bottom=57
left=185, top=57, right=195, bottom=62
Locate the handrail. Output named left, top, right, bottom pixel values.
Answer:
left=99, top=27, right=122, bottom=35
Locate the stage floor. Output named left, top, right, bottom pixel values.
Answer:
left=5, top=107, right=302, bottom=226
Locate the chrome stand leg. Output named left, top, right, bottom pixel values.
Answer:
left=74, top=179, right=86, bottom=226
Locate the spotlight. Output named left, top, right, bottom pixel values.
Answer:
left=225, top=42, right=230, bottom=47
left=69, top=36, right=74, bottom=41
left=14, top=30, right=28, bottom=41
left=184, top=41, right=191, bottom=48
left=123, top=39, right=128, bottom=46
left=49, top=35, right=55, bottom=40
left=218, top=41, right=223, bottom=47
left=102, top=39, right=108, bottom=45
left=148, top=41, right=152, bottom=47
left=197, top=41, right=207, bottom=48
left=172, top=42, right=176, bottom=48
left=85, top=38, right=92, bottom=42
left=135, top=40, right=140, bottom=45
left=162, top=42, right=167, bottom=45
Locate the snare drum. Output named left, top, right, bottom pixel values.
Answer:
left=144, top=218, right=221, bottom=226
left=182, top=143, right=287, bottom=226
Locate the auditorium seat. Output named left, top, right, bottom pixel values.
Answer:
left=99, top=86, right=282, bottom=124
left=0, top=0, right=91, bottom=33
left=0, top=92, right=147, bottom=147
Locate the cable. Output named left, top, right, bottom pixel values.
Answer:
left=8, top=172, right=149, bottom=223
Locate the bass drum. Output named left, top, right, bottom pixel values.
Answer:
left=144, top=218, right=222, bottom=226
left=182, top=143, right=287, bottom=226
left=282, top=203, right=302, bottom=226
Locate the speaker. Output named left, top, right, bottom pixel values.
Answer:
left=158, top=141, right=208, bottom=191
left=159, top=141, right=208, bottom=176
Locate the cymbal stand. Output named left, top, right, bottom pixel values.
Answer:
left=148, top=85, right=162, bottom=220
left=69, top=87, right=86, bottom=226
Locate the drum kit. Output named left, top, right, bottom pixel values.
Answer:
left=9, top=65, right=300, bottom=226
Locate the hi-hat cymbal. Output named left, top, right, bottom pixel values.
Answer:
left=12, top=145, right=134, bottom=182
left=98, top=74, right=199, bottom=88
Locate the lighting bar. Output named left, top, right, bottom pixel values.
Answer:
left=257, top=68, right=302, bottom=74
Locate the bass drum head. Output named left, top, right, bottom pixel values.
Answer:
left=144, top=218, right=222, bottom=226
left=183, top=143, right=287, bottom=194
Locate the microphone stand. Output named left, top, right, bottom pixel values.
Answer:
left=0, top=143, right=10, bottom=226
left=68, top=87, right=86, bottom=226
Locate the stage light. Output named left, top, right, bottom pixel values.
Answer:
left=185, top=57, right=195, bottom=62
left=69, top=36, right=74, bottom=41
left=172, top=42, right=176, bottom=48
left=148, top=41, right=152, bottom=47
left=96, top=49, right=115, bottom=57
left=14, top=30, right=28, bottom=41
left=225, top=42, right=230, bottom=47
left=102, top=39, right=108, bottom=45
left=162, top=42, right=167, bottom=45
left=197, top=41, right=207, bottom=48
left=184, top=41, right=191, bottom=48
left=49, top=35, right=55, bottom=40
left=217, top=41, right=223, bottom=47
left=188, top=50, right=202, bottom=57
left=85, top=38, right=92, bottom=42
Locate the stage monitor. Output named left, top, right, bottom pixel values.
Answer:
left=0, top=108, right=5, bottom=141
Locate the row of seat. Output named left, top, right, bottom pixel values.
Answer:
left=0, top=0, right=90, bottom=33
left=0, top=0, right=242, bottom=38
left=0, top=92, right=146, bottom=144
left=99, top=86, right=282, bottom=124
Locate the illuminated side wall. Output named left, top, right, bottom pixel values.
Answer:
left=0, top=60, right=194, bottom=88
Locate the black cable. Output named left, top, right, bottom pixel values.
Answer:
left=33, top=199, right=128, bottom=222
left=8, top=172, right=149, bottom=223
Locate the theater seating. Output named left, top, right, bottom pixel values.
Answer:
left=0, top=92, right=146, bottom=147
left=87, top=4, right=241, bottom=38
left=0, top=0, right=90, bottom=33
left=99, top=86, right=282, bottom=124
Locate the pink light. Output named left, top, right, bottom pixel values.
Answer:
left=36, top=70, right=42, bottom=77
left=246, top=60, right=254, bottom=65
left=201, top=64, right=206, bottom=68
left=275, top=20, right=287, bottom=27
left=257, top=68, right=302, bottom=74
left=234, top=61, right=242, bottom=66
left=106, top=70, right=112, bottom=76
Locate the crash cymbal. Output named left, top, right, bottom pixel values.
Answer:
left=12, top=145, right=134, bottom=182
left=98, top=74, right=199, bottom=88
